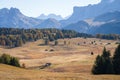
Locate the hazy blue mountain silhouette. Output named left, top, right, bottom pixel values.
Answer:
left=0, top=0, right=120, bottom=34
left=37, top=14, right=63, bottom=21
left=91, top=21, right=120, bottom=34
left=64, top=21, right=89, bottom=33
left=35, top=18, right=61, bottom=28
left=0, top=8, right=62, bottom=29
left=90, top=11, right=120, bottom=34
left=61, top=0, right=120, bottom=27
left=63, top=11, right=120, bottom=34
left=0, top=8, right=42, bottom=28
left=94, top=11, right=120, bottom=22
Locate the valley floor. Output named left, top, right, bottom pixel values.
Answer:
left=0, top=64, right=120, bottom=80
left=0, top=38, right=119, bottom=80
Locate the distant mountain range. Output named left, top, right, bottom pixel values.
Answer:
left=0, top=8, right=61, bottom=29
left=0, top=0, right=120, bottom=34
left=91, top=21, right=120, bottom=34
left=61, top=0, right=120, bottom=26
left=63, top=11, right=120, bottom=34
left=89, top=11, right=120, bottom=34
left=37, top=14, right=63, bottom=21
left=94, top=11, right=120, bottom=22
left=64, top=21, right=90, bottom=33
left=35, top=18, right=61, bottom=28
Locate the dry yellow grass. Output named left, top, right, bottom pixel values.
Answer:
left=0, top=64, right=120, bottom=80
left=0, top=38, right=119, bottom=80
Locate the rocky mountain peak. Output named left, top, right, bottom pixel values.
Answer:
left=9, top=7, right=22, bottom=16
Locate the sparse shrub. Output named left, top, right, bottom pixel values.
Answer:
left=115, top=42, right=120, bottom=44
left=78, top=43, right=80, bottom=45
left=107, top=43, right=111, bottom=45
left=91, top=52, right=94, bottom=55
left=84, top=42, right=86, bottom=44
left=45, top=49, right=48, bottom=51
left=0, top=54, right=20, bottom=67
left=10, top=57, right=20, bottom=67
left=50, top=49, right=54, bottom=52
left=91, top=42, right=94, bottom=44
left=54, top=40, right=58, bottom=45
left=0, top=54, right=11, bottom=64
left=44, top=39, right=49, bottom=45
left=22, top=63, right=26, bottom=68
left=64, top=41, right=66, bottom=45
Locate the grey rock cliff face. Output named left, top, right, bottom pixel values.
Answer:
left=65, top=0, right=120, bottom=24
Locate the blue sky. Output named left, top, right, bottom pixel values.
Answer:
left=0, top=0, right=101, bottom=17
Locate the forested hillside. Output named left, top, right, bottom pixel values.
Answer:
left=0, top=28, right=92, bottom=48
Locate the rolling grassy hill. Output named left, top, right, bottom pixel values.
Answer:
left=0, top=38, right=120, bottom=80
left=0, top=64, right=120, bottom=80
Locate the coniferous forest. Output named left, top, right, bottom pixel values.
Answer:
left=0, top=28, right=92, bottom=48
left=0, top=28, right=120, bottom=48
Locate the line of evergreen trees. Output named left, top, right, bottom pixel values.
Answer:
left=0, top=54, right=20, bottom=67
left=92, top=44, right=120, bottom=74
left=95, top=34, right=120, bottom=40
left=0, top=28, right=92, bottom=48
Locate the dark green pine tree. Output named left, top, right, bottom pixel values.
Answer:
left=92, top=47, right=114, bottom=74
left=92, top=55, right=105, bottom=74
left=113, top=44, right=120, bottom=74
left=101, top=48, right=114, bottom=74
left=102, top=47, right=110, bottom=58
left=105, top=57, right=114, bottom=74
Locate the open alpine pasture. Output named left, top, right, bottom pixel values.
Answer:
left=0, top=38, right=120, bottom=80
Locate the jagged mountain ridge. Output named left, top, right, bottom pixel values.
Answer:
left=0, top=8, right=61, bottom=29
left=0, top=8, right=42, bottom=28
left=61, top=0, right=120, bottom=27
